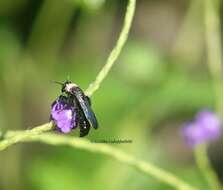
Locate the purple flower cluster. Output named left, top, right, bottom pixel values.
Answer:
left=181, top=110, right=222, bottom=147
left=50, top=96, right=77, bottom=133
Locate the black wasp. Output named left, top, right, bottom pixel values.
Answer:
left=54, top=80, right=98, bottom=137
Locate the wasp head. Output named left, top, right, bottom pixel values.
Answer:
left=53, top=80, right=78, bottom=95
left=62, top=81, right=78, bottom=94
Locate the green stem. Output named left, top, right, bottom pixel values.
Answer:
left=85, top=0, right=136, bottom=97
left=202, top=1, right=223, bottom=189
left=204, top=0, right=223, bottom=116
left=194, top=144, right=222, bottom=190
left=0, top=123, right=54, bottom=149
left=0, top=128, right=197, bottom=190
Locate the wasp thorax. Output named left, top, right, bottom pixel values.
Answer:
left=64, top=82, right=78, bottom=93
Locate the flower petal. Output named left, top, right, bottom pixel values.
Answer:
left=50, top=96, right=77, bottom=133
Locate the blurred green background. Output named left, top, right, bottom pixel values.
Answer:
left=0, top=0, right=222, bottom=189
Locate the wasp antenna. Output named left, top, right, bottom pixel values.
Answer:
left=52, top=80, right=64, bottom=85
left=66, top=75, right=70, bottom=82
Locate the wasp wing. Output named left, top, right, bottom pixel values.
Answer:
left=73, top=89, right=98, bottom=129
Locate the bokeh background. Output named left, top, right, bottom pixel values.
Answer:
left=0, top=0, right=222, bottom=189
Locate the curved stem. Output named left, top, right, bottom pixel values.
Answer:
left=204, top=0, right=223, bottom=116
left=85, top=0, right=136, bottom=97
left=0, top=123, right=54, bottom=149
left=194, top=144, right=222, bottom=190
left=198, top=0, right=223, bottom=189
left=0, top=128, right=197, bottom=190
left=202, top=0, right=223, bottom=188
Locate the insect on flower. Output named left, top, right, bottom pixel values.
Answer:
left=50, top=81, right=98, bottom=137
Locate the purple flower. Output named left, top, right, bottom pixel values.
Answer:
left=181, top=110, right=222, bottom=147
left=50, top=96, right=77, bottom=133
left=181, top=122, right=206, bottom=146
left=196, top=110, right=221, bottom=140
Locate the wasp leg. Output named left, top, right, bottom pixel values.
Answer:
left=79, top=118, right=90, bottom=137
left=78, top=108, right=90, bottom=137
